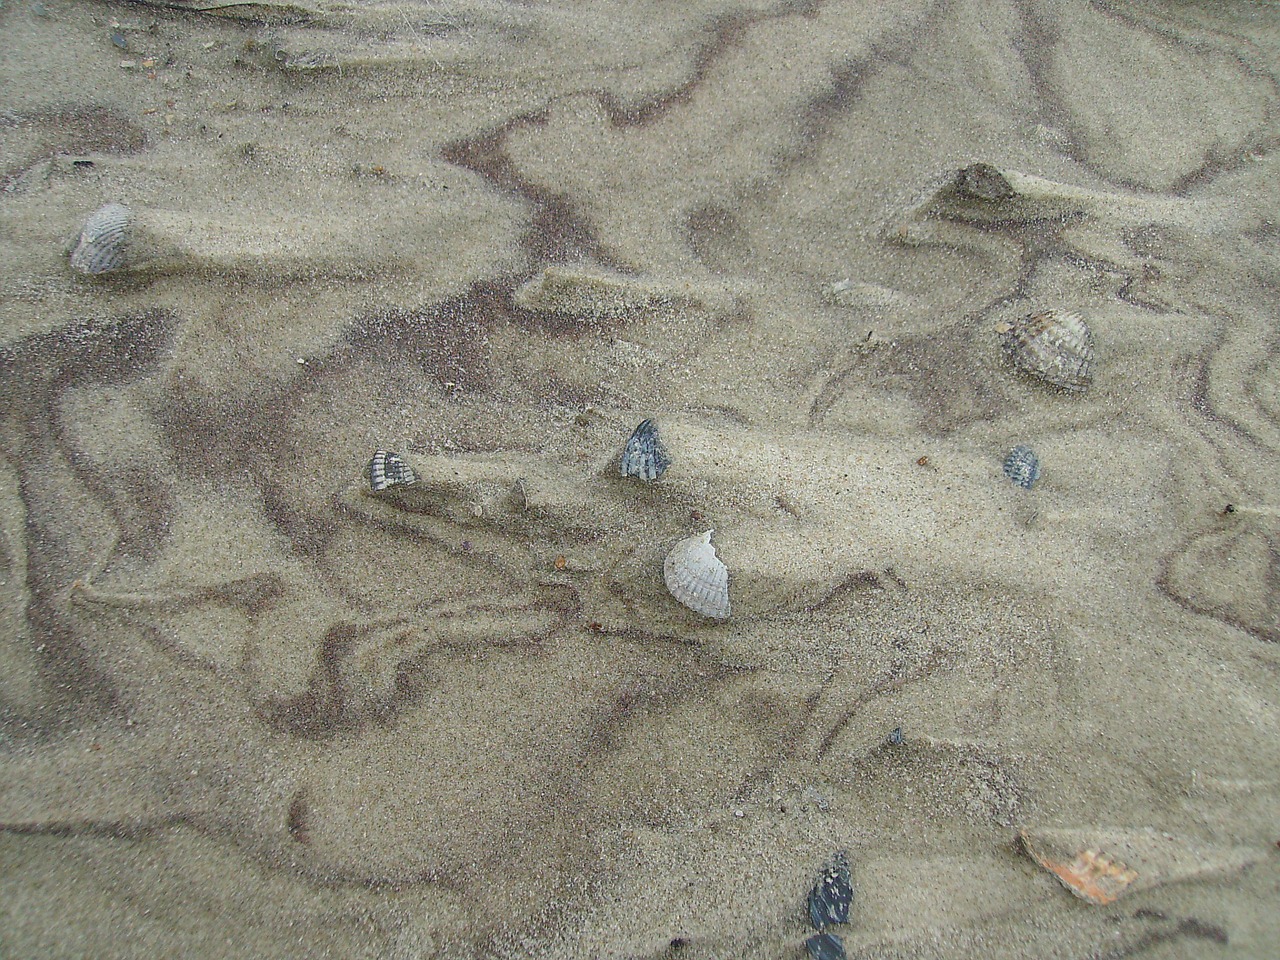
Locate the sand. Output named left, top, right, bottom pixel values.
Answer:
left=2, top=0, right=1279, bottom=957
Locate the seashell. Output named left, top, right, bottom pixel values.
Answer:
left=663, top=530, right=730, bottom=620
left=805, top=932, right=847, bottom=960
left=620, top=418, right=670, bottom=481
left=997, top=309, right=1094, bottom=391
left=808, top=851, right=853, bottom=928
left=1020, top=833, right=1139, bottom=905
left=69, top=203, right=132, bottom=275
left=1019, top=826, right=1261, bottom=906
left=366, top=450, right=418, bottom=493
left=954, top=163, right=1015, bottom=201
left=1002, top=445, right=1041, bottom=489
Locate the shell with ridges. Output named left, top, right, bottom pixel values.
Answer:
left=663, top=530, right=729, bottom=620
left=69, top=203, right=132, bottom=275
left=1002, top=445, right=1041, bottom=489
left=1019, top=830, right=1139, bottom=905
left=366, top=450, right=418, bottom=493
left=1018, top=826, right=1261, bottom=907
left=620, top=418, right=670, bottom=481
left=997, top=309, right=1094, bottom=391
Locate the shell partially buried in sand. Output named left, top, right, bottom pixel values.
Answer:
left=997, top=309, right=1095, bottom=391
left=805, top=933, right=847, bottom=960
left=365, top=450, right=418, bottom=493
left=69, top=202, right=132, bottom=275
left=1026, top=840, right=1139, bottom=905
left=663, top=530, right=730, bottom=620
left=620, top=418, right=671, bottom=481
left=1002, top=445, right=1041, bottom=490
left=953, top=162, right=1016, bottom=202
left=1018, top=826, right=1262, bottom=905
left=808, top=851, right=853, bottom=929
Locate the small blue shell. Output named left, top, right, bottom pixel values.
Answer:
left=808, top=852, right=853, bottom=929
left=806, top=932, right=847, bottom=960
left=620, top=418, right=670, bottom=481
left=367, top=450, right=418, bottom=492
left=1002, top=445, right=1041, bottom=490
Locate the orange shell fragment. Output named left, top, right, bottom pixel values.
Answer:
left=1031, top=844, right=1139, bottom=905
left=1021, top=827, right=1262, bottom=906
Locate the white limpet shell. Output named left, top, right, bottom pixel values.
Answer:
left=69, top=203, right=132, bottom=275
left=663, top=529, right=730, bottom=620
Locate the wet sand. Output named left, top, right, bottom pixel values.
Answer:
left=2, top=1, right=1279, bottom=957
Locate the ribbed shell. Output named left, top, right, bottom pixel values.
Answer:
left=1003, top=445, right=1041, bottom=490
left=620, top=418, right=670, bottom=481
left=663, top=530, right=729, bottom=620
left=70, top=203, right=132, bottom=275
left=808, top=852, right=853, bottom=928
left=366, top=450, right=418, bottom=492
left=1019, top=830, right=1140, bottom=905
left=998, top=310, right=1094, bottom=391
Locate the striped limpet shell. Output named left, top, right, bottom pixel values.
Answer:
left=663, top=530, right=729, bottom=620
left=365, top=450, right=418, bottom=493
left=997, top=309, right=1094, bottom=391
left=620, top=418, right=670, bottom=481
left=69, top=203, right=132, bottom=275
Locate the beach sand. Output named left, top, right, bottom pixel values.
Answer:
left=2, top=0, right=1279, bottom=956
